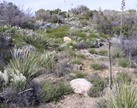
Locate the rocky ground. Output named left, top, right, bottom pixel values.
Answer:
left=33, top=45, right=135, bottom=108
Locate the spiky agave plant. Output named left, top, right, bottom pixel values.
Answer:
left=97, top=85, right=137, bottom=108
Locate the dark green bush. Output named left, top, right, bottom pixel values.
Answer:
left=75, top=72, right=85, bottom=78
left=91, top=63, right=108, bottom=70
left=42, top=83, right=73, bottom=102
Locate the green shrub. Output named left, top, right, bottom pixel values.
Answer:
left=42, top=83, right=73, bottom=102
left=74, top=31, right=86, bottom=37
left=91, top=63, right=108, bottom=70
left=75, top=72, right=85, bottom=78
left=98, top=50, right=107, bottom=56
left=118, top=58, right=130, bottom=68
left=0, top=104, right=5, bottom=108
left=22, top=35, right=59, bottom=51
left=111, top=47, right=124, bottom=59
left=90, top=78, right=107, bottom=88
left=97, top=86, right=137, bottom=108
left=70, top=60, right=83, bottom=65
left=76, top=54, right=85, bottom=59
left=116, top=72, right=132, bottom=84
left=39, top=53, right=57, bottom=70
left=88, top=86, right=103, bottom=97
left=12, top=34, right=26, bottom=48
left=67, top=42, right=76, bottom=49
left=89, top=49, right=97, bottom=54
left=88, top=78, right=108, bottom=97
left=67, top=50, right=77, bottom=57
left=47, top=26, right=69, bottom=38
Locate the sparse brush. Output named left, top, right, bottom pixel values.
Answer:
left=118, top=58, right=130, bottom=68
left=76, top=54, right=86, bottom=59
left=116, top=72, right=132, bottom=85
left=55, top=61, right=72, bottom=77
left=111, top=46, right=124, bottom=59
left=70, top=60, right=83, bottom=65
left=91, top=63, right=108, bottom=70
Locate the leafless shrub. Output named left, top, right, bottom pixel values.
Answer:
left=35, top=9, right=51, bottom=21
left=0, top=81, right=42, bottom=107
left=0, top=1, right=33, bottom=28
left=55, top=61, right=72, bottom=77
left=119, top=36, right=137, bottom=68
left=69, top=5, right=89, bottom=15
left=75, top=42, right=88, bottom=49
left=0, top=33, right=13, bottom=69
left=93, top=9, right=137, bottom=37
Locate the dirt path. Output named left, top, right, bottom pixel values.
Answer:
left=44, top=95, right=98, bottom=108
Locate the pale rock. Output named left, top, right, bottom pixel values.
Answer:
left=70, top=78, right=92, bottom=96
left=63, top=37, right=72, bottom=43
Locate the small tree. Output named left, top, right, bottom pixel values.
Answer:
left=94, top=10, right=115, bottom=89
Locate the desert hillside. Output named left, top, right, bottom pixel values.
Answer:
left=0, top=1, right=137, bottom=108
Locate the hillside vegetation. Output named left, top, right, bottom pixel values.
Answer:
left=0, top=1, right=137, bottom=108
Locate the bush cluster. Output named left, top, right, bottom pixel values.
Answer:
left=42, top=83, right=73, bottom=102
left=88, top=78, right=108, bottom=97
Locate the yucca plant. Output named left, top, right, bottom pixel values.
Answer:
left=6, top=54, right=42, bottom=82
left=97, top=85, right=137, bottom=108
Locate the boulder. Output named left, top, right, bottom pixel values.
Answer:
left=63, top=37, right=72, bottom=43
left=70, top=78, right=92, bottom=96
